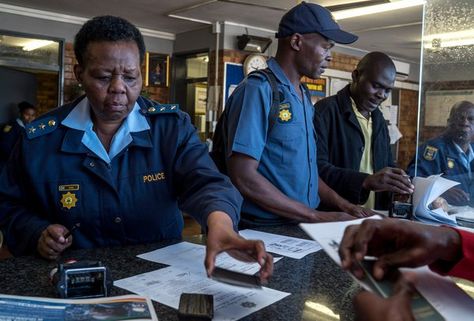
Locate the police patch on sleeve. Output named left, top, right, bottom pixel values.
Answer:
left=423, top=145, right=438, bottom=161
left=447, top=157, right=455, bottom=169
left=278, top=103, right=293, bottom=123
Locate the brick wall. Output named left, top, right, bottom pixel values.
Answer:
left=35, top=72, right=58, bottom=115
left=62, top=42, right=170, bottom=105
left=398, top=89, right=419, bottom=170
left=213, top=49, right=420, bottom=170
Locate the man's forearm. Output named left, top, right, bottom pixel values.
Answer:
left=232, top=170, right=316, bottom=222
left=318, top=177, right=353, bottom=212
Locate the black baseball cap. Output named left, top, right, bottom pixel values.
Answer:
left=276, top=1, right=358, bottom=44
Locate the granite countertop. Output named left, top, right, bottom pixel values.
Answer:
left=0, top=225, right=359, bottom=321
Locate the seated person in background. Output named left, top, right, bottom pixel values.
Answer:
left=407, top=100, right=474, bottom=206
left=222, top=2, right=373, bottom=228
left=339, top=218, right=473, bottom=321
left=0, top=15, right=272, bottom=281
left=0, top=101, right=37, bottom=167
left=314, top=52, right=413, bottom=211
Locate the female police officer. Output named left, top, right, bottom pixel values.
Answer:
left=0, top=16, right=272, bottom=281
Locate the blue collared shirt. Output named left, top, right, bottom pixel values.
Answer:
left=454, top=142, right=474, bottom=179
left=62, top=97, right=150, bottom=164
left=16, top=118, right=25, bottom=128
left=226, top=58, right=319, bottom=222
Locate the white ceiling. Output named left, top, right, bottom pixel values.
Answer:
left=0, top=0, right=423, bottom=63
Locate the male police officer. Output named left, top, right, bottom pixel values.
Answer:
left=407, top=100, right=474, bottom=206
left=0, top=16, right=272, bottom=281
left=222, top=2, right=373, bottom=228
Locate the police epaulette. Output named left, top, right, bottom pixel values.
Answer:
left=25, top=117, right=58, bottom=139
left=140, top=104, right=180, bottom=115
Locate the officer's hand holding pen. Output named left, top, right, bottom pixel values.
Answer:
left=37, top=224, right=73, bottom=260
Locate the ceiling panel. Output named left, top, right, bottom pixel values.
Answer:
left=0, top=0, right=424, bottom=61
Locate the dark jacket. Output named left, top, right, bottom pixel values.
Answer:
left=0, top=96, right=242, bottom=256
left=0, top=120, right=24, bottom=168
left=314, top=85, right=394, bottom=210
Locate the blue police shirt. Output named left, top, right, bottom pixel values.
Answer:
left=225, top=58, right=319, bottom=222
left=0, top=96, right=242, bottom=256
left=407, top=135, right=474, bottom=203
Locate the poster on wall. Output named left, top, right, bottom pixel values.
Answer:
left=145, top=52, right=169, bottom=87
left=424, top=90, right=474, bottom=127
left=305, top=77, right=327, bottom=97
left=223, top=62, right=244, bottom=110
left=194, top=86, right=207, bottom=114
left=330, top=78, right=349, bottom=96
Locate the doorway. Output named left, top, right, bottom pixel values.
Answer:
left=172, top=52, right=209, bottom=141
left=0, top=31, right=64, bottom=123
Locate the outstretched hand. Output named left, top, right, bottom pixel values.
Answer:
left=354, top=275, right=415, bottom=321
left=363, top=167, right=414, bottom=194
left=204, top=211, right=273, bottom=283
left=442, top=187, right=470, bottom=206
left=338, top=218, right=462, bottom=280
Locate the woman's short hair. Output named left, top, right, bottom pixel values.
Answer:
left=74, top=15, right=146, bottom=66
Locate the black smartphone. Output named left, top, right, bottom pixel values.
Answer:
left=211, top=267, right=261, bottom=288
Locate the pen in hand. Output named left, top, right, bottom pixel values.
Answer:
left=63, top=223, right=81, bottom=239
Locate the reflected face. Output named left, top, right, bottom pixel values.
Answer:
left=351, top=64, right=396, bottom=115
left=74, top=41, right=142, bottom=123
left=297, top=33, right=334, bottom=79
left=447, top=105, right=474, bottom=143
left=21, top=108, right=36, bottom=124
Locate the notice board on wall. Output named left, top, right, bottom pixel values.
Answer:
left=223, top=62, right=244, bottom=110
left=424, top=89, right=474, bottom=127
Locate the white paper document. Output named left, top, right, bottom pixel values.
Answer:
left=115, top=266, right=290, bottom=321
left=138, top=242, right=281, bottom=275
left=239, top=229, right=322, bottom=259
left=413, top=175, right=460, bottom=225
left=300, top=217, right=474, bottom=321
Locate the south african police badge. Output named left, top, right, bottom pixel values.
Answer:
left=278, top=103, right=293, bottom=123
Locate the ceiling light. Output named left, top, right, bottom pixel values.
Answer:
left=424, top=29, right=474, bottom=49
left=22, top=39, right=54, bottom=51
left=237, top=34, right=272, bottom=53
left=333, top=0, right=425, bottom=20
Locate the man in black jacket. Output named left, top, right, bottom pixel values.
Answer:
left=314, top=52, right=413, bottom=210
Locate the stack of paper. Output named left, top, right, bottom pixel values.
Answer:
left=412, top=174, right=460, bottom=226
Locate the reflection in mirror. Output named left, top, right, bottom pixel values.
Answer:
left=410, top=0, right=474, bottom=222
left=0, top=31, right=63, bottom=124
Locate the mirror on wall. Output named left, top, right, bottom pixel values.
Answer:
left=411, top=0, right=474, bottom=221
left=0, top=31, right=63, bottom=123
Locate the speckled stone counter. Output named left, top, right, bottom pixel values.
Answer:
left=0, top=225, right=359, bottom=320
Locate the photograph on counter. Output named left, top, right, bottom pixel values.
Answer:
left=145, top=52, right=169, bottom=87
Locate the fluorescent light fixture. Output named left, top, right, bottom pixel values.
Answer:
left=22, top=39, right=54, bottom=51
left=237, top=34, right=272, bottom=53
left=424, top=28, right=474, bottom=49
left=333, top=0, right=425, bottom=20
